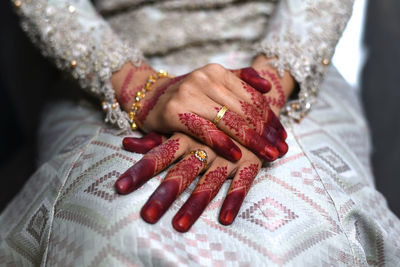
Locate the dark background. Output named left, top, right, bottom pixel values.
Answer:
left=1, top=1, right=399, bottom=215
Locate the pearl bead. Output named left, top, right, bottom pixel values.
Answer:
left=70, top=60, right=77, bottom=68
left=13, top=0, right=22, bottom=8
left=322, top=58, right=330, bottom=66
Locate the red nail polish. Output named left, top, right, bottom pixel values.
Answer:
left=173, top=213, right=192, bottom=232
left=219, top=209, right=235, bottom=225
left=141, top=180, right=181, bottom=224
left=276, top=139, right=289, bottom=157
left=172, top=191, right=211, bottom=232
left=115, top=176, right=133, bottom=194
left=141, top=201, right=163, bottom=224
left=219, top=191, right=245, bottom=225
left=229, top=146, right=242, bottom=162
left=115, top=158, right=156, bottom=194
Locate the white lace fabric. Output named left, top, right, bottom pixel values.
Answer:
left=13, top=0, right=143, bottom=130
left=12, top=0, right=354, bottom=129
left=257, top=0, right=354, bottom=121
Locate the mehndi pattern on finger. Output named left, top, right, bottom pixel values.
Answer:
left=229, top=163, right=259, bottom=194
left=173, top=166, right=228, bottom=232
left=115, top=138, right=180, bottom=194
left=216, top=108, right=279, bottom=161
left=163, top=154, right=203, bottom=195
left=141, top=154, right=203, bottom=223
left=219, top=163, right=260, bottom=225
left=145, top=138, right=180, bottom=174
left=178, top=113, right=242, bottom=162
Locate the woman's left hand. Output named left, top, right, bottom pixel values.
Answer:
left=115, top=131, right=264, bottom=232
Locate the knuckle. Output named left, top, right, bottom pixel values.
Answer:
left=239, top=150, right=262, bottom=165
left=204, top=63, right=225, bottom=74
left=190, top=69, right=208, bottom=82
left=177, top=83, right=195, bottom=98
left=164, top=98, right=179, bottom=115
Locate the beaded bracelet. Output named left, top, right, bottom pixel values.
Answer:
left=128, top=70, right=172, bottom=130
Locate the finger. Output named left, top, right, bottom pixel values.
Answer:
left=141, top=148, right=216, bottom=224
left=239, top=67, right=271, bottom=93
left=217, top=108, right=279, bottom=161
left=202, top=87, right=287, bottom=157
left=122, top=132, right=164, bottom=154
left=205, top=71, right=287, bottom=142
left=177, top=113, right=242, bottom=162
left=172, top=159, right=231, bottom=232
left=230, top=67, right=271, bottom=93
left=266, top=109, right=288, bottom=141
left=219, top=162, right=261, bottom=225
left=193, top=103, right=279, bottom=161
left=115, top=134, right=189, bottom=194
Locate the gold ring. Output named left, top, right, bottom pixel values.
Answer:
left=213, top=106, right=228, bottom=125
left=190, top=149, right=208, bottom=169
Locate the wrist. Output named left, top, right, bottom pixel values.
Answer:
left=251, top=55, right=296, bottom=115
left=111, top=61, right=156, bottom=112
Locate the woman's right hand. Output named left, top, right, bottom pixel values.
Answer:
left=112, top=63, right=288, bottom=163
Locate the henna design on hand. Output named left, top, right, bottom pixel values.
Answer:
left=178, top=113, right=242, bottom=162
left=219, top=163, right=259, bottom=225
left=119, top=66, right=153, bottom=106
left=173, top=166, right=228, bottom=232
left=217, top=108, right=279, bottom=161
left=241, top=81, right=267, bottom=114
left=115, top=138, right=180, bottom=194
left=241, top=80, right=288, bottom=141
left=145, top=138, right=180, bottom=174
left=239, top=100, right=288, bottom=156
left=136, top=76, right=186, bottom=124
left=229, top=163, right=259, bottom=194
left=141, top=155, right=202, bottom=223
left=193, top=166, right=228, bottom=198
left=258, top=70, right=285, bottom=109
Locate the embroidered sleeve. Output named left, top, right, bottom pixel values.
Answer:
left=256, top=0, right=354, bottom=121
left=12, top=0, right=144, bottom=130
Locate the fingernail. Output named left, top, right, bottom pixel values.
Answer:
left=277, top=139, right=289, bottom=157
left=262, top=145, right=279, bottom=162
left=229, top=146, right=242, bottom=162
left=280, top=128, right=288, bottom=141
left=115, top=176, right=133, bottom=194
left=173, top=212, right=192, bottom=232
left=219, top=209, right=235, bottom=225
left=141, top=201, right=162, bottom=224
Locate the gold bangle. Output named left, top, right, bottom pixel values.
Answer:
left=128, top=70, right=172, bottom=131
left=213, top=106, right=228, bottom=125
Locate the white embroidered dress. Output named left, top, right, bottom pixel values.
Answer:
left=1, top=0, right=400, bottom=266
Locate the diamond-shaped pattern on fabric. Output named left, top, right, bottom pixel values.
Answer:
left=238, top=197, right=298, bottom=232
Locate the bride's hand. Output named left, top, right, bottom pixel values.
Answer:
left=115, top=131, right=265, bottom=232
left=112, top=63, right=288, bottom=163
